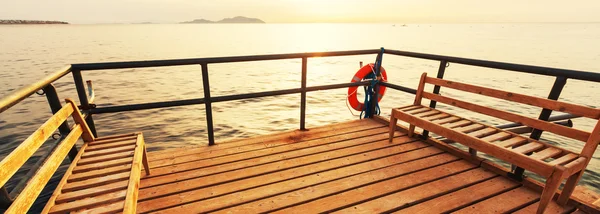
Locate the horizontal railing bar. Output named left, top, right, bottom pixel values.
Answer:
left=0, top=65, right=72, bottom=114
left=90, top=98, right=206, bottom=114
left=71, top=49, right=381, bottom=71
left=385, top=49, right=600, bottom=82
left=90, top=81, right=370, bottom=114
left=380, top=82, right=417, bottom=94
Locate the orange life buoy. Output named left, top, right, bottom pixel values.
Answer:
left=347, top=63, right=387, bottom=111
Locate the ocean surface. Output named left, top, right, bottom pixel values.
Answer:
left=1, top=23, right=599, bottom=198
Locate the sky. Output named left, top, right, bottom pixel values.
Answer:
left=1, top=0, right=599, bottom=24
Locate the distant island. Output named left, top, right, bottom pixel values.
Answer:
left=0, top=20, right=69, bottom=25
left=180, top=16, right=265, bottom=24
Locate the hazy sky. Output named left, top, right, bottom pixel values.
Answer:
left=1, top=0, right=599, bottom=24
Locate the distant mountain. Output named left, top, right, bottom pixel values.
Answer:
left=0, top=20, right=68, bottom=24
left=180, top=16, right=265, bottom=24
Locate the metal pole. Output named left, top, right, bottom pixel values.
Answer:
left=201, top=63, right=216, bottom=146
left=72, top=69, right=98, bottom=137
left=511, top=76, right=567, bottom=179
left=422, top=60, right=448, bottom=139
left=43, top=84, right=78, bottom=160
left=300, top=57, right=307, bottom=130
left=368, top=50, right=384, bottom=118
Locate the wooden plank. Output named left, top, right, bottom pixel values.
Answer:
left=149, top=127, right=393, bottom=170
left=77, top=150, right=134, bottom=165
left=390, top=177, right=520, bottom=213
left=88, top=136, right=137, bottom=146
left=227, top=158, right=473, bottom=214
left=49, top=190, right=126, bottom=214
left=330, top=169, right=498, bottom=214
left=136, top=141, right=437, bottom=213
left=42, top=142, right=89, bottom=213
left=480, top=132, right=512, bottom=142
left=139, top=143, right=443, bottom=213
left=392, top=110, right=555, bottom=177
left=455, top=124, right=485, bottom=133
left=434, top=116, right=462, bottom=125
left=92, top=133, right=136, bottom=142
left=81, top=145, right=136, bottom=159
left=406, top=107, right=430, bottom=114
left=444, top=120, right=472, bottom=128
left=512, top=142, right=545, bottom=154
left=529, top=147, right=562, bottom=160
left=146, top=130, right=398, bottom=179
left=68, top=165, right=131, bottom=182
left=422, top=91, right=591, bottom=142
left=84, top=139, right=136, bottom=152
left=425, top=77, right=600, bottom=119
left=62, top=171, right=130, bottom=192
left=454, top=186, right=540, bottom=214
left=497, top=137, right=529, bottom=148
left=4, top=124, right=82, bottom=213
left=548, top=154, right=579, bottom=166
left=423, top=113, right=450, bottom=121
left=413, top=110, right=440, bottom=118
left=141, top=134, right=417, bottom=190
left=72, top=200, right=124, bottom=214
left=398, top=105, right=420, bottom=111
left=72, top=157, right=133, bottom=172
left=513, top=201, right=575, bottom=214
left=56, top=180, right=129, bottom=203
left=123, top=134, right=144, bottom=213
left=468, top=128, right=497, bottom=138
left=149, top=119, right=384, bottom=162
left=0, top=104, right=73, bottom=188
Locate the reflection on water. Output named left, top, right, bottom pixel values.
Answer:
left=0, top=23, right=599, bottom=195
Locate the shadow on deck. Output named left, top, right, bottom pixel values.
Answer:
left=135, top=119, right=595, bottom=213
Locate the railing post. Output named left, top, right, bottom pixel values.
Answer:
left=300, top=57, right=307, bottom=131
left=201, top=63, right=216, bottom=146
left=422, top=60, right=448, bottom=139
left=72, top=69, right=98, bottom=137
left=43, top=84, right=78, bottom=161
left=511, top=76, right=567, bottom=179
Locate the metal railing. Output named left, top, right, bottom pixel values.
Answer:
left=1, top=48, right=600, bottom=204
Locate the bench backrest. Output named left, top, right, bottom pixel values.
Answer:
left=413, top=72, right=600, bottom=159
left=0, top=99, right=94, bottom=213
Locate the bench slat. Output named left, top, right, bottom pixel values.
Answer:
left=454, top=124, right=486, bottom=133
left=422, top=92, right=591, bottom=142
left=443, top=120, right=472, bottom=128
left=497, top=137, right=529, bottom=148
left=480, top=132, right=512, bottom=142
left=513, top=143, right=545, bottom=154
left=423, top=113, right=450, bottom=121
left=547, top=154, right=579, bottom=166
left=425, top=77, right=600, bottom=119
left=433, top=116, right=461, bottom=125
left=49, top=190, right=127, bottom=214
left=467, top=128, right=497, bottom=138
left=529, top=148, right=562, bottom=161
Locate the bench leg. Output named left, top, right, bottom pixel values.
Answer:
left=142, top=145, right=150, bottom=175
left=408, top=125, right=416, bottom=138
left=557, top=170, right=584, bottom=205
left=389, top=116, right=397, bottom=142
left=537, top=168, right=565, bottom=214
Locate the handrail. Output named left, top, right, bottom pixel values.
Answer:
left=0, top=65, right=72, bottom=114
left=384, top=49, right=600, bottom=82
left=70, top=49, right=381, bottom=70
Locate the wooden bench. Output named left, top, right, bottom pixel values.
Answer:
left=389, top=73, right=600, bottom=214
left=0, top=99, right=149, bottom=213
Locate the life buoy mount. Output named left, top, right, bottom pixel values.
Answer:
left=347, top=63, right=387, bottom=111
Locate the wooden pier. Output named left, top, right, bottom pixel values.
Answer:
left=120, top=119, right=597, bottom=213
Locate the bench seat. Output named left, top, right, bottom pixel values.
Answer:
left=43, top=132, right=150, bottom=214
left=390, top=105, right=584, bottom=177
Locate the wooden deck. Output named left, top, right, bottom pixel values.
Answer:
left=123, top=119, right=585, bottom=213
